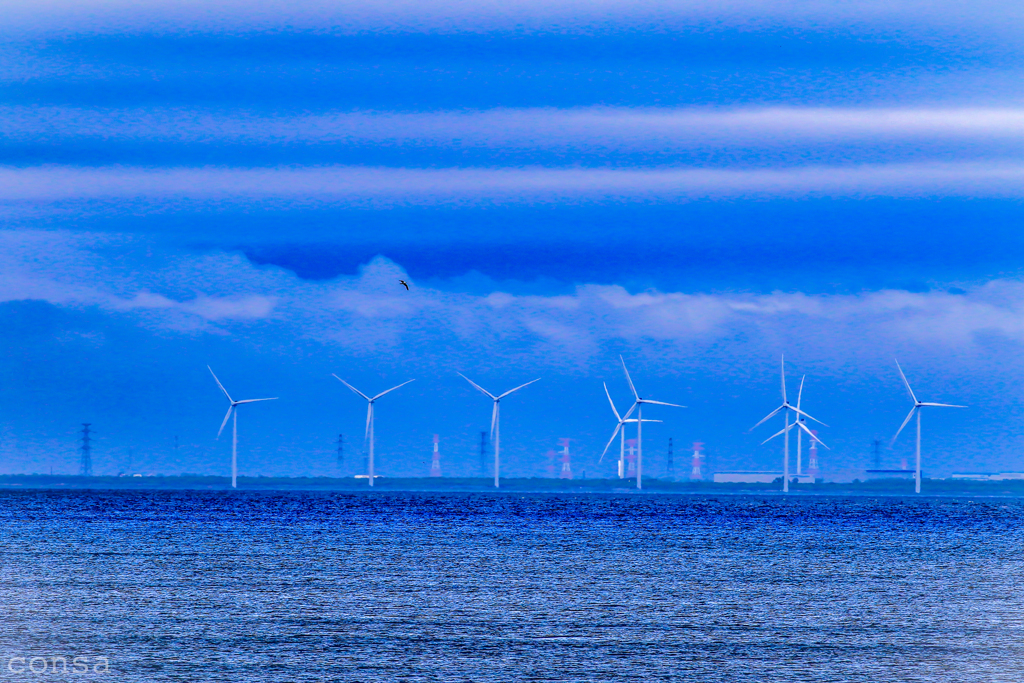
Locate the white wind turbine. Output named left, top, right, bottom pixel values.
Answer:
left=761, top=374, right=828, bottom=484
left=892, top=360, right=967, bottom=494
left=334, top=375, right=414, bottom=487
left=619, top=356, right=684, bottom=490
left=458, top=373, right=540, bottom=488
left=598, top=382, right=661, bottom=478
left=208, top=366, right=278, bottom=489
left=751, top=356, right=827, bottom=493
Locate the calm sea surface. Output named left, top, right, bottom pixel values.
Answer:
left=1, top=490, right=1023, bottom=682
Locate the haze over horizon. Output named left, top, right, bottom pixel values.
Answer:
left=2, top=0, right=1022, bottom=479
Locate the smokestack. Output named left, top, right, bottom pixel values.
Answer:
left=430, top=434, right=441, bottom=477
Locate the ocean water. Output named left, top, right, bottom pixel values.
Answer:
left=1, top=490, right=1023, bottom=682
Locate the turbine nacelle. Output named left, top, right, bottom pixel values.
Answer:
left=208, top=366, right=278, bottom=439
left=891, top=360, right=967, bottom=445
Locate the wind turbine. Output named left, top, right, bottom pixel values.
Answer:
left=333, top=375, right=414, bottom=487
left=892, top=360, right=966, bottom=494
left=458, top=373, right=540, bottom=488
left=208, top=366, right=278, bottom=489
left=751, top=356, right=827, bottom=492
left=598, top=382, right=661, bottom=478
left=619, top=356, right=684, bottom=490
left=761, top=375, right=829, bottom=484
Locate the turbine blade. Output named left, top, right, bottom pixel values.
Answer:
left=497, top=378, right=541, bottom=399
left=796, top=421, right=829, bottom=450
left=639, top=399, right=685, bottom=408
left=919, top=402, right=968, bottom=408
left=603, top=382, right=622, bottom=422
left=791, top=406, right=828, bottom=427
left=234, top=397, right=278, bottom=404
left=216, top=405, right=233, bottom=439
left=895, top=359, right=918, bottom=405
left=761, top=422, right=794, bottom=445
left=750, top=405, right=784, bottom=431
left=372, top=379, right=415, bottom=401
left=208, top=366, right=233, bottom=404
left=490, top=402, right=498, bottom=438
left=333, top=375, right=371, bottom=401
left=780, top=354, right=787, bottom=404
left=892, top=406, right=917, bottom=445
left=796, top=375, right=805, bottom=411
left=365, top=404, right=372, bottom=441
left=598, top=424, right=623, bottom=463
left=457, top=372, right=496, bottom=400
left=621, top=402, right=638, bottom=421
left=624, top=418, right=663, bottom=423
left=620, top=356, right=639, bottom=400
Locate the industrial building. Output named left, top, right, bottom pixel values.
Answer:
left=713, top=471, right=815, bottom=484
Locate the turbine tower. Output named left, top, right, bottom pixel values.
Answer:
left=208, top=366, right=278, bottom=489
left=619, top=356, right=684, bottom=490
left=752, top=357, right=827, bottom=492
left=334, top=375, right=414, bottom=487
left=458, top=373, right=540, bottom=488
left=892, top=360, right=966, bottom=494
left=598, top=381, right=661, bottom=477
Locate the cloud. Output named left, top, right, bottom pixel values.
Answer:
left=4, top=231, right=1024, bottom=367
left=0, top=0, right=1021, bottom=35
left=3, top=161, right=1024, bottom=209
left=7, top=105, right=1024, bottom=148
left=0, top=232, right=278, bottom=328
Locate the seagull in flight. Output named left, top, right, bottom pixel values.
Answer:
left=399, top=280, right=409, bottom=290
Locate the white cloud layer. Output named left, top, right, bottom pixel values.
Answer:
left=0, top=0, right=1020, bottom=35
left=3, top=231, right=1024, bottom=367
left=7, top=106, right=1024, bottom=147
left=3, top=161, right=1024, bottom=208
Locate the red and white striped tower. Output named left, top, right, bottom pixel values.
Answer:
left=430, top=434, right=441, bottom=477
left=626, top=439, right=638, bottom=478
left=558, top=438, right=572, bottom=479
left=690, top=442, right=704, bottom=480
left=808, top=430, right=819, bottom=480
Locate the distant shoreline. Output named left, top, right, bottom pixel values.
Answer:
left=3, top=474, right=1024, bottom=496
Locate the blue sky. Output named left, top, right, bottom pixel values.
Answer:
left=1, top=0, right=1023, bottom=479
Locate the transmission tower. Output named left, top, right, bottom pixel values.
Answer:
left=79, top=424, right=93, bottom=477
left=336, top=433, right=344, bottom=467
left=872, top=439, right=882, bottom=470
left=667, top=437, right=675, bottom=477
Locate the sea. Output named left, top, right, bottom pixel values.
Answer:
left=1, top=489, right=1023, bottom=682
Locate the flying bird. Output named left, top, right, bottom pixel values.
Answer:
left=399, top=280, right=409, bottom=290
